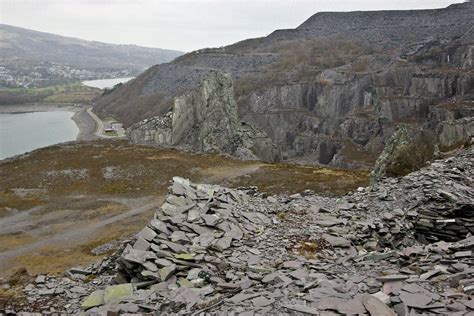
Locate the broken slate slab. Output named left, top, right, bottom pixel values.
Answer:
left=213, top=236, right=232, bottom=251
left=133, top=237, right=150, bottom=251
left=38, top=288, right=56, bottom=296
left=162, top=240, right=188, bottom=253
left=362, top=294, right=396, bottom=316
left=377, top=274, right=409, bottom=282
left=229, top=292, right=261, bottom=304
left=103, top=284, right=134, bottom=305
left=201, top=214, right=221, bottom=226
left=420, top=269, right=442, bottom=280
left=170, top=231, right=189, bottom=244
left=282, top=304, right=318, bottom=315
left=318, top=297, right=346, bottom=310
left=399, top=291, right=432, bottom=308
left=150, top=219, right=171, bottom=235
left=68, top=267, right=92, bottom=276
left=337, top=296, right=367, bottom=314
left=251, top=296, right=275, bottom=307
left=138, top=227, right=157, bottom=241
left=81, top=290, right=105, bottom=309
left=372, top=291, right=391, bottom=304
left=322, top=234, right=351, bottom=247
left=35, top=275, right=46, bottom=284
left=159, top=264, right=177, bottom=281
left=122, top=249, right=157, bottom=264
left=282, top=260, right=303, bottom=269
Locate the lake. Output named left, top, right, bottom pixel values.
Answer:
left=0, top=111, right=79, bottom=160
left=82, top=77, right=134, bottom=89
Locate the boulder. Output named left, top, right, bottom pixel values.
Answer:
left=371, top=125, right=436, bottom=183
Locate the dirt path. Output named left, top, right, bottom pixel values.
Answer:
left=0, top=161, right=266, bottom=276
left=86, top=107, right=106, bottom=138
left=0, top=197, right=164, bottom=275
left=86, top=107, right=122, bottom=139
left=72, top=107, right=98, bottom=141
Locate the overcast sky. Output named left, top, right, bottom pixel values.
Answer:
left=0, top=0, right=465, bottom=52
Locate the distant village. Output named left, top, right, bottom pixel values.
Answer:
left=0, top=62, right=133, bottom=88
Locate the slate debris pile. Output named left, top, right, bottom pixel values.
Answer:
left=356, top=148, right=474, bottom=243
left=131, top=112, right=173, bottom=131
left=5, top=253, right=121, bottom=314
left=3, top=147, right=473, bottom=315
left=116, top=176, right=271, bottom=282
left=411, top=164, right=474, bottom=242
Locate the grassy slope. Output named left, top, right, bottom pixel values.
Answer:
left=0, top=83, right=101, bottom=105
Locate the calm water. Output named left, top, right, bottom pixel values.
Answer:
left=0, top=111, right=79, bottom=160
left=82, top=77, right=134, bottom=89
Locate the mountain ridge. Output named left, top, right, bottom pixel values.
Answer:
left=0, top=24, right=184, bottom=87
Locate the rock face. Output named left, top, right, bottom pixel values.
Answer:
left=95, top=2, right=474, bottom=168
left=239, top=63, right=473, bottom=168
left=437, top=118, right=472, bottom=151
left=371, top=117, right=473, bottom=183
left=10, top=147, right=473, bottom=314
left=370, top=126, right=436, bottom=183
left=128, top=71, right=279, bottom=161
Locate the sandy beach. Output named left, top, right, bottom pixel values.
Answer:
left=0, top=103, right=99, bottom=141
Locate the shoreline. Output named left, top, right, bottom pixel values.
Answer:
left=0, top=103, right=99, bottom=141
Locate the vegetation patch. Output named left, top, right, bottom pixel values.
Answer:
left=225, top=163, right=369, bottom=196
left=289, top=237, right=331, bottom=259
left=0, top=83, right=101, bottom=105
left=0, top=189, right=47, bottom=214
left=234, top=36, right=385, bottom=97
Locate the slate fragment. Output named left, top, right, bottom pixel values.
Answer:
left=362, top=294, right=396, bottom=316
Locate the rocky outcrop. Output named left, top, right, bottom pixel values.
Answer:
left=370, top=126, right=436, bottom=184
left=371, top=117, right=473, bottom=183
left=239, top=63, right=473, bottom=168
left=128, top=72, right=279, bottom=161
left=437, top=118, right=473, bottom=151
left=96, top=2, right=474, bottom=168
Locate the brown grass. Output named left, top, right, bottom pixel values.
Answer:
left=6, top=219, right=146, bottom=277
left=234, top=36, right=383, bottom=97
left=0, top=190, right=47, bottom=213
left=0, top=140, right=369, bottom=276
left=289, top=237, right=331, bottom=259
left=0, top=234, right=35, bottom=253
left=224, top=163, right=369, bottom=196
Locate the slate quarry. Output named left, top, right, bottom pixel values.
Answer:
left=5, top=146, right=473, bottom=315
left=95, top=2, right=474, bottom=168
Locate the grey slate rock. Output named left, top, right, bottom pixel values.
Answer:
left=362, top=294, right=397, bottom=316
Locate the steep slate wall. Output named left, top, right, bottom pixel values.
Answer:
left=238, top=56, right=474, bottom=167
left=99, top=2, right=474, bottom=167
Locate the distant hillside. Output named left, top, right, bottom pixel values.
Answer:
left=0, top=24, right=184, bottom=87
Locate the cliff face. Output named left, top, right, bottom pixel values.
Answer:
left=128, top=72, right=279, bottom=161
left=239, top=56, right=474, bottom=168
left=96, top=2, right=474, bottom=167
